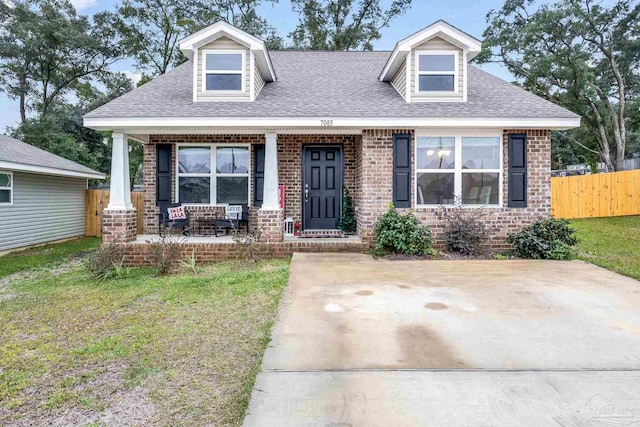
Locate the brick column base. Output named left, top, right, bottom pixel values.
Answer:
left=256, top=208, right=284, bottom=243
left=103, top=209, right=137, bottom=244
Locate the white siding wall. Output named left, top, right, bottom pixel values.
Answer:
left=196, top=36, right=251, bottom=102
left=411, top=37, right=464, bottom=101
left=391, top=59, right=407, bottom=99
left=0, top=172, right=86, bottom=251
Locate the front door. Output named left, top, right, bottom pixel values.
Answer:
left=303, top=146, right=343, bottom=230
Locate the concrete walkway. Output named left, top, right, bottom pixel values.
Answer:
left=244, top=253, right=640, bottom=426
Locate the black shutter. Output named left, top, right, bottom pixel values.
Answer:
left=156, top=144, right=172, bottom=205
left=392, top=133, right=412, bottom=208
left=253, top=145, right=265, bottom=206
left=508, top=133, right=527, bottom=208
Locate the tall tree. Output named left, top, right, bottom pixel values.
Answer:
left=117, top=0, right=281, bottom=77
left=10, top=71, right=136, bottom=176
left=477, top=0, right=640, bottom=171
left=0, top=0, right=125, bottom=123
left=289, top=0, right=412, bottom=51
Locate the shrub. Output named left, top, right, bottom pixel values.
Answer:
left=146, top=232, right=182, bottom=276
left=338, top=188, right=357, bottom=234
left=440, top=202, right=490, bottom=255
left=232, top=225, right=267, bottom=263
left=84, top=242, right=128, bottom=280
left=373, top=203, right=434, bottom=256
left=507, top=217, right=578, bottom=260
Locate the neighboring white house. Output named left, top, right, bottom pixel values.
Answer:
left=0, top=135, right=105, bottom=252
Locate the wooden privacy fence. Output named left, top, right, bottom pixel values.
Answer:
left=551, top=170, right=640, bottom=219
left=85, top=190, right=145, bottom=237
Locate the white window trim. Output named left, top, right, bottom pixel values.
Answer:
left=415, top=50, right=459, bottom=94
left=201, top=49, right=246, bottom=93
left=414, top=131, right=503, bottom=208
left=0, top=170, right=13, bottom=205
left=175, top=143, right=251, bottom=206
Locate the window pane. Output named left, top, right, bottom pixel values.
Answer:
left=179, top=147, right=210, bottom=173
left=462, top=173, right=500, bottom=205
left=419, top=75, right=455, bottom=92
left=216, top=147, right=249, bottom=174
left=417, top=173, right=455, bottom=205
left=419, top=54, right=455, bottom=72
left=417, top=137, right=455, bottom=169
left=217, top=177, right=248, bottom=205
left=179, top=177, right=210, bottom=204
left=206, top=53, right=242, bottom=71
left=0, top=190, right=10, bottom=203
left=462, top=137, right=501, bottom=169
left=206, top=74, right=242, bottom=91
left=0, top=173, right=10, bottom=187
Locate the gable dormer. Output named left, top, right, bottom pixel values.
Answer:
left=179, top=21, right=276, bottom=102
left=380, top=20, right=481, bottom=103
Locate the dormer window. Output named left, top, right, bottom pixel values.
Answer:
left=203, top=50, right=245, bottom=92
left=416, top=51, right=458, bottom=92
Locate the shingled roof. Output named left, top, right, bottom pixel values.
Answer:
left=84, top=51, right=578, bottom=121
left=0, top=135, right=105, bottom=179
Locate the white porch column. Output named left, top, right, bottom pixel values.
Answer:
left=262, top=132, right=280, bottom=210
left=107, top=132, right=133, bottom=210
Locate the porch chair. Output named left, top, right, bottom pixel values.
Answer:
left=214, top=204, right=249, bottom=237
left=158, top=202, right=191, bottom=237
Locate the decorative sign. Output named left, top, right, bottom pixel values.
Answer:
left=279, top=185, right=285, bottom=209
left=167, top=206, right=186, bottom=220
left=226, top=205, right=242, bottom=219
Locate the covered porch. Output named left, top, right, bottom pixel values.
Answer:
left=102, top=131, right=364, bottom=247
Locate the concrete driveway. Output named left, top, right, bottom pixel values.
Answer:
left=244, top=253, right=640, bottom=426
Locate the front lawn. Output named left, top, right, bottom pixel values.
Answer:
left=0, top=255, right=289, bottom=426
left=571, top=216, right=640, bottom=280
left=0, top=237, right=100, bottom=279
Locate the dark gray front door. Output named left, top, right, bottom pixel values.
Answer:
left=303, top=146, right=343, bottom=230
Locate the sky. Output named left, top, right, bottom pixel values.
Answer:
left=0, top=0, right=513, bottom=131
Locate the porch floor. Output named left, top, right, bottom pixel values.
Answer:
left=133, top=234, right=363, bottom=244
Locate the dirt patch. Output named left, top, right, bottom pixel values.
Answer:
left=398, top=285, right=411, bottom=289
left=355, top=290, right=373, bottom=296
left=424, top=302, right=449, bottom=311
left=9, top=363, right=155, bottom=427
left=396, top=325, right=468, bottom=368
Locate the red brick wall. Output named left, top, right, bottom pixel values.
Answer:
left=140, top=130, right=551, bottom=250
left=103, top=209, right=137, bottom=244
left=143, top=135, right=265, bottom=233
left=117, top=239, right=369, bottom=266
left=277, top=134, right=357, bottom=225
left=356, top=129, right=552, bottom=250
left=142, top=134, right=358, bottom=234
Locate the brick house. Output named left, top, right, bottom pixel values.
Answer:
left=84, top=20, right=579, bottom=261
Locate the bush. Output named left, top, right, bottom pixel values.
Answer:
left=232, top=225, right=267, bottom=263
left=441, top=203, right=490, bottom=255
left=507, top=217, right=578, bottom=260
left=373, top=204, right=434, bottom=256
left=84, top=242, right=128, bottom=280
left=338, top=188, right=357, bottom=234
left=147, top=232, right=182, bottom=276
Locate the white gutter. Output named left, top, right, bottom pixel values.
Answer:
left=84, top=116, right=581, bottom=132
left=0, top=161, right=106, bottom=180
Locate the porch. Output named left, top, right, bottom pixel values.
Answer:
left=102, top=131, right=367, bottom=248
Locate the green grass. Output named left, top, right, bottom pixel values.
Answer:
left=0, top=237, right=100, bottom=278
left=0, top=254, right=290, bottom=426
left=571, top=216, right=640, bottom=280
